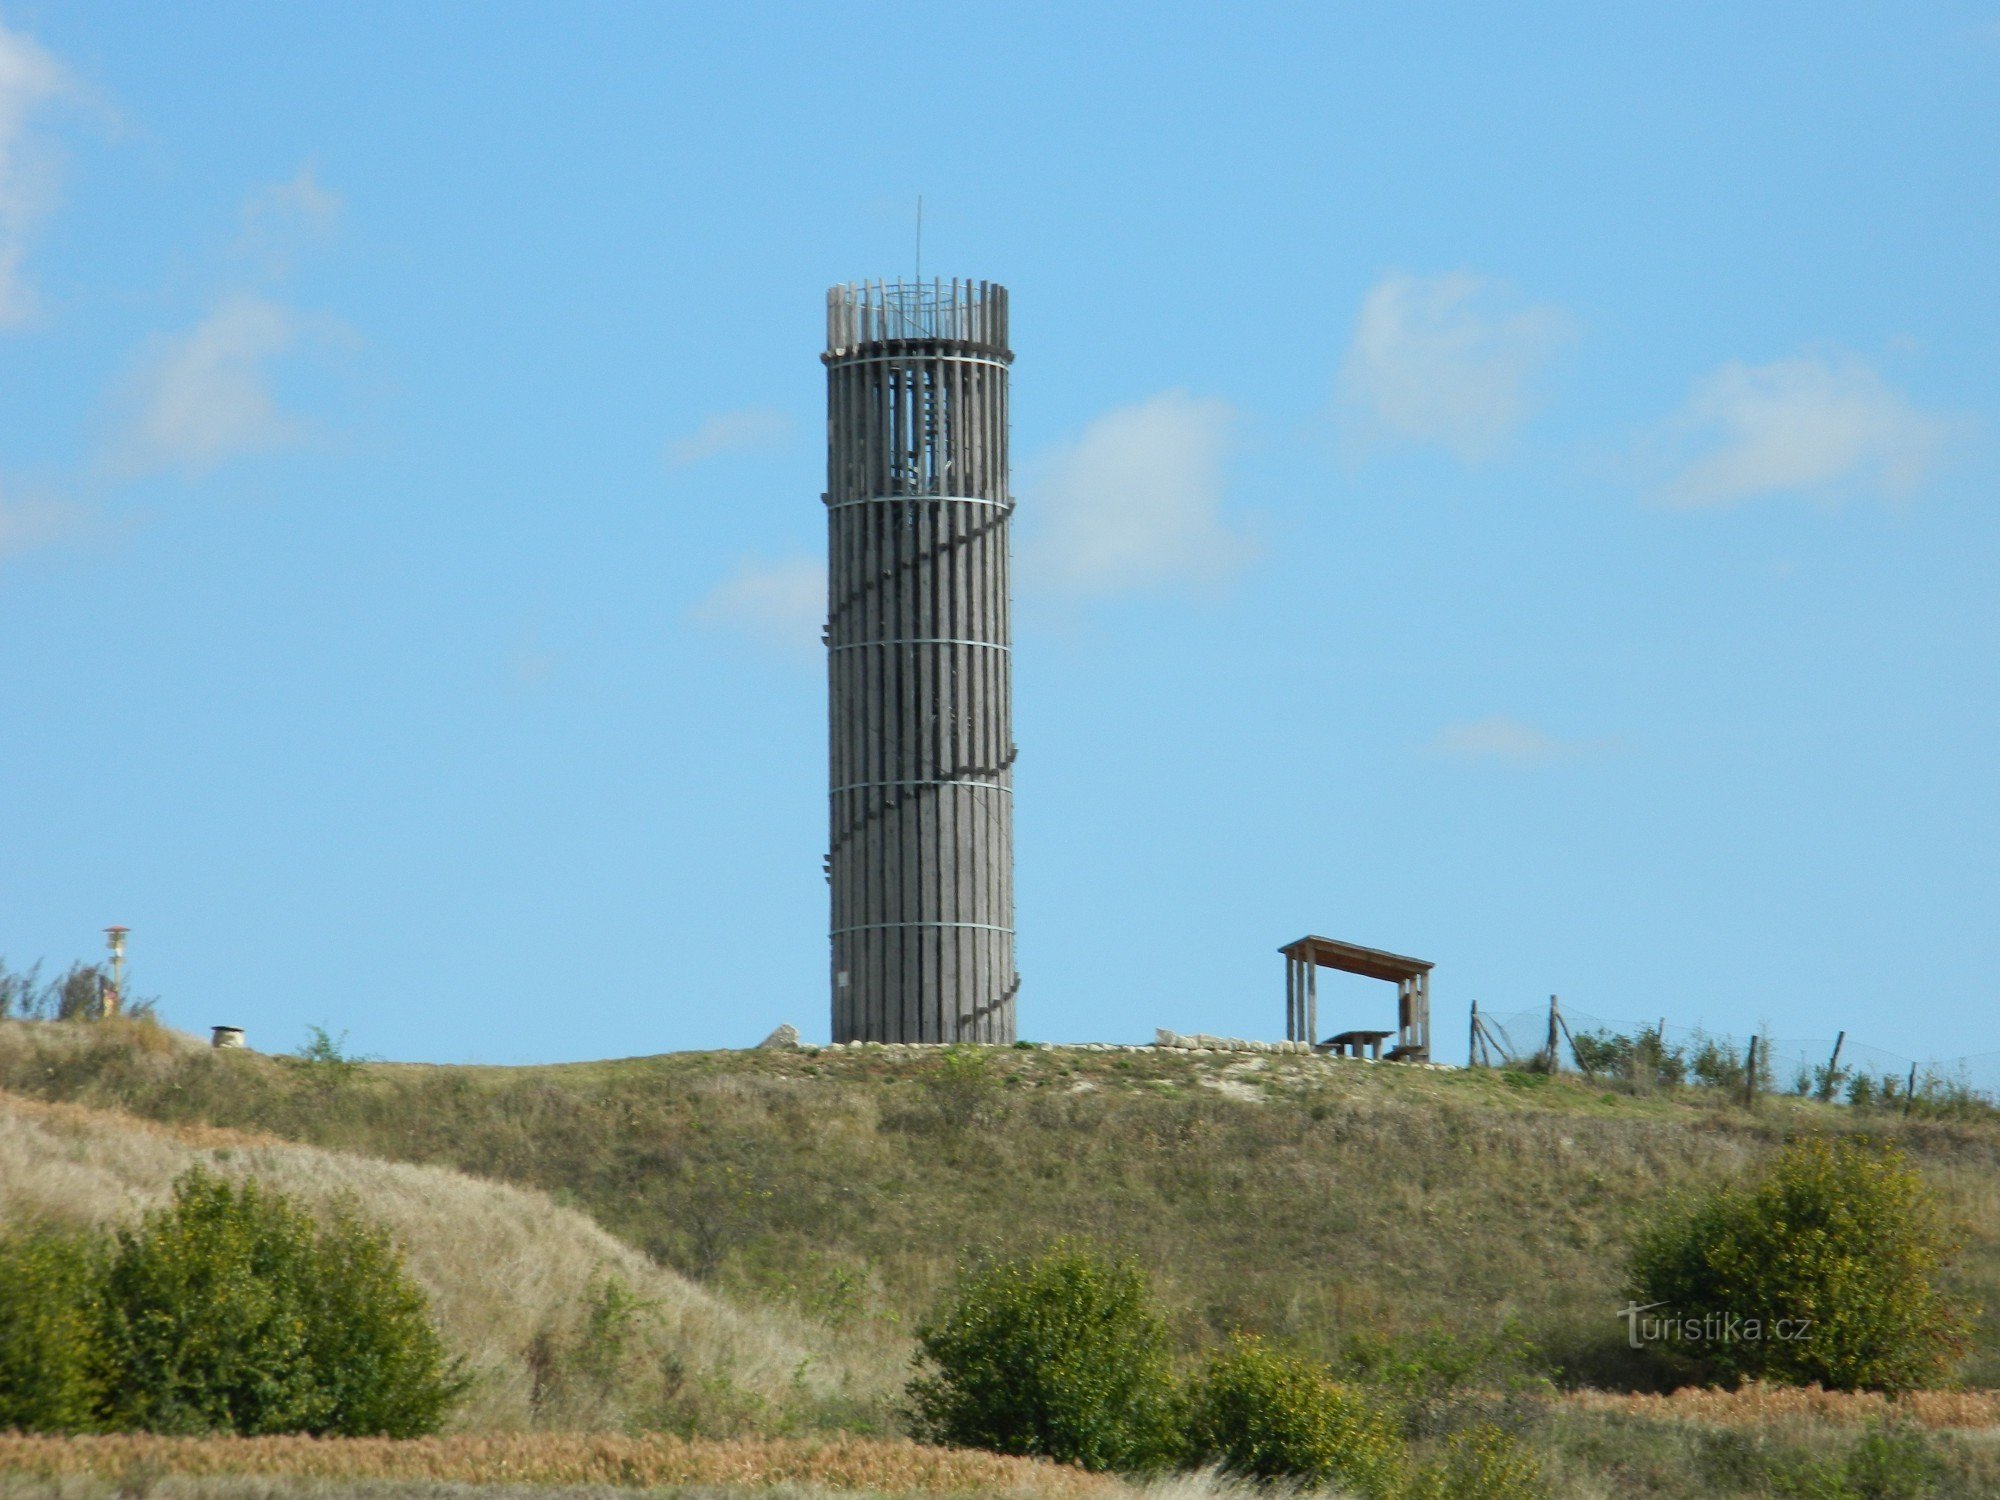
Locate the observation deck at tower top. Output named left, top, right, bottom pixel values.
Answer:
left=825, top=278, right=1011, bottom=360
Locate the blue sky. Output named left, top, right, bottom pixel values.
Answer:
left=1, top=3, right=1995, bottom=1065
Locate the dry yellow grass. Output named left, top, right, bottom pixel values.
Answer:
left=1564, top=1381, right=2000, bottom=1430
left=0, top=1436, right=1115, bottom=1498
left=0, top=1088, right=883, bottom=1431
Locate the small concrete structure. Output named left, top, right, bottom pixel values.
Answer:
left=210, top=1026, right=245, bottom=1049
left=1281, top=935, right=1433, bottom=1062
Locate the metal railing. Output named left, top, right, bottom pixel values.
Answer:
left=827, top=278, right=1009, bottom=354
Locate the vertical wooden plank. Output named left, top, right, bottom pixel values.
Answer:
left=899, top=411, right=921, bottom=1044
left=989, top=352, right=1005, bottom=1032
left=917, top=494, right=938, bottom=1042
left=865, top=393, right=890, bottom=1041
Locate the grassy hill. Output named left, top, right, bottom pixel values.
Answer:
left=3, top=1020, right=1997, bottom=1388
left=4, top=1018, right=2000, bottom=1496
left=0, top=1030, right=878, bottom=1434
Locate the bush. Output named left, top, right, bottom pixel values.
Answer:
left=914, top=1046, right=1004, bottom=1133
left=1840, top=1422, right=1943, bottom=1499
left=0, top=1231, right=106, bottom=1432
left=1404, top=1423, right=1547, bottom=1500
left=0, top=957, right=160, bottom=1024
left=1571, top=1028, right=1686, bottom=1090
left=1182, top=1334, right=1405, bottom=1496
left=95, top=1166, right=467, bottom=1435
left=907, top=1243, right=1177, bottom=1471
left=1339, top=1322, right=1552, bottom=1439
left=1627, top=1137, right=1973, bottom=1392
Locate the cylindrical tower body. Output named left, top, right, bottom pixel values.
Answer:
left=824, top=279, right=1016, bottom=1043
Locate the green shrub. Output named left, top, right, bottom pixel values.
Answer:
left=0, top=1230, right=107, bottom=1432
left=0, top=959, right=113, bottom=1021
left=1339, top=1321, right=1551, bottom=1439
left=906, top=1243, right=1176, bottom=1471
left=97, top=1166, right=467, bottom=1435
left=1627, top=1137, right=1973, bottom=1392
left=1182, top=1334, right=1405, bottom=1496
left=915, top=1046, right=1003, bottom=1133
left=1571, top=1028, right=1686, bottom=1090
left=1404, top=1423, right=1547, bottom=1500
left=1837, top=1423, right=1943, bottom=1499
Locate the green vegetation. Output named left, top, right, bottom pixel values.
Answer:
left=1182, top=1334, right=1405, bottom=1494
left=908, top=1246, right=1177, bottom=1471
left=0, top=1165, right=466, bottom=1436
left=1563, top=1021, right=1998, bottom=1124
left=911, top=1248, right=1544, bottom=1497
left=0, top=960, right=154, bottom=1024
left=1405, top=1425, right=1547, bottom=1500
left=1628, top=1138, right=1975, bottom=1393
left=0, top=1231, right=105, bottom=1433
left=1, top=1022, right=1996, bottom=1389
left=4, top=1020, right=2000, bottom=1497
left=1549, top=1411, right=1970, bottom=1499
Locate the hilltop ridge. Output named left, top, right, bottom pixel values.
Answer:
left=3, top=1016, right=1996, bottom=1400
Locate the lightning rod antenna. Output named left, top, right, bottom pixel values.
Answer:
left=914, top=195, right=923, bottom=286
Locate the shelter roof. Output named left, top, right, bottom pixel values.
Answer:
left=1278, top=935, right=1433, bottom=983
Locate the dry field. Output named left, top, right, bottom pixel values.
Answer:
left=0, top=1436, right=1114, bottom=1499
left=1564, top=1380, right=2000, bottom=1431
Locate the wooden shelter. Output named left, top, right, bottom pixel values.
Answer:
left=1280, top=935, right=1432, bottom=1062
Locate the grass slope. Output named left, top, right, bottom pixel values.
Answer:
left=0, top=1060, right=875, bottom=1432
left=3, top=1019, right=1996, bottom=1399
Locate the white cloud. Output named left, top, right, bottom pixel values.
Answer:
left=0, top=20, right=73, bottom=327
left=246, top=164, right=341, bottom=230
left=667, top=408, right=793, bottom=468
left=692, top=555, right=824, bottom=654
left=115, top=296, right=305, bottom=476
left=1337, top=271, right=1571, bottom=462
left=1027, top=389, right=1253, bottom=596
left=239, top=165, right=341, bottom=270
left=1656, top=352, right=1949, bottom=508
left=1429, top=714, right=1619, bottom=765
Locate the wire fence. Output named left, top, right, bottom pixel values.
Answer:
left=1469, top=1000, right=2000, bottom=1109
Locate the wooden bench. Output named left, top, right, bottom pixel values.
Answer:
left=1317, top=1029, right=1393, bottom=1060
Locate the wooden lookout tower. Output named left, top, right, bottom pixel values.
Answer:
left=1281, top=935, right=1432, bottom=1062
left=823, top=280, right=1018, bottom=1044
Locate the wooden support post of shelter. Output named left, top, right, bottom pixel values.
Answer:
left=1278, top=936, right=1432, bottom=1062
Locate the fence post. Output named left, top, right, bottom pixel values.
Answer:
left=1819, top=1031, right=1845, bottom=1102
left=1544, top=995, right=1560, bottom=1074
left=1552, top=1003, right=1594, bottom=1082
left=1744, top=1034, right=1760, bottom=1108
left=1469, top=1001, right=1479, bottom=1069
left=1905, top=1061, right=1919, bottom=1116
